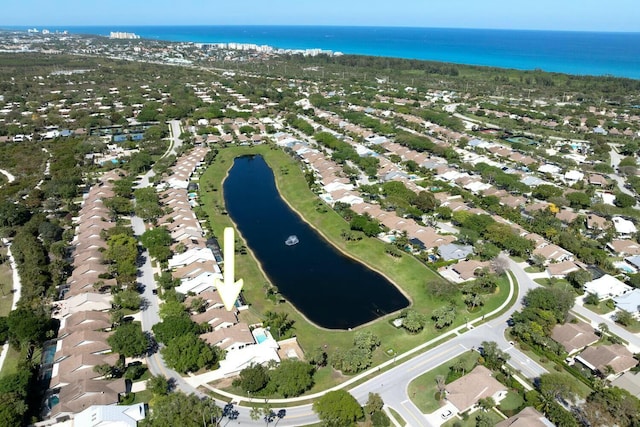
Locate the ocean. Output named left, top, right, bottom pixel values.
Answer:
left=9, top=25, right=640, bottom=79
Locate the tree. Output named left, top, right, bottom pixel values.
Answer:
left=475, top=412, right=493, bottom=427
left=566, top=192, right=591, bottom=209
left=353, top=331, right=380, bottom=351
left=113, top=288, right=141, bottom=310
left=531, top=254, right=547, bottom=270
left=582, top=387, right=640, bottom=427
left=147, top=375, right=170, bottom=396
left=0, top=392, right=28, bottom=427
left=269, top=359, right=315, bottom=397
left=140, top=227, right=173, bottom=263
left=141, top=391, right=221, bottom=427
left=480, top=341, right=510, bottom=370
left=614, top=192, right=636, bottom=208
left=0, top=201, right=31, bottom=228
left=584, top=292, right=600, bottom=306
left=435, top=375, right=446, bottom=399
left=598, top=322, right=610, bottom=337
left=263, top=311, right=294, bottom=340
left=566, top=269, right=591, bottom=289
left=432, top=304, right=456, bottom=329
left=401, top=309, right=427, bottom=333
left=161, top=334, right=218, bottom=373
left=523, top=287, right=575, bottom=323
left=538, top=372, right=581, bottom=404
left=331, top=346, right=373, bottom=374
left=413, top=191, right=439, bottom=213
left=6, top=308, right=51, bottom=350
left=313, top=390, right=363, bottom=427
left=366, top=392, right=384, bottom=415
left=307, top=347, right=327, bottom=367
left=152, top=314, right=199, bottom=344
left=108, top=322, right=150, bottom=358
left=105, top=233, right=138, bottom=284
left=238, top=363, right=269, bottom=393
left=477, top=397, right=496, bottom=411
left=614, top=309, right=634, bottom=327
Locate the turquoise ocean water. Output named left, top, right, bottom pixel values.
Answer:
left=9, top=26, right=640, bottom=79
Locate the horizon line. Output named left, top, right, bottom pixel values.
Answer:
left=1, top=24, right=639, bottom=35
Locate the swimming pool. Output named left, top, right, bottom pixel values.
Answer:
left=252, top=328, right=272, bottom=344
left=42, top=343, right=56, bottom=365
left=615, top=262, right=636, bottom=274
left=47, top=395, right=59, bottom=410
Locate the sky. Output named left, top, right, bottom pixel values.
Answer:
left=1, top=0, right=639, bottom=32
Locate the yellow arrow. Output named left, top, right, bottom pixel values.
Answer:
left=216, top=227, right=244, bottom=311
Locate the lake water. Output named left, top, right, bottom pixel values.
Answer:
left=223, top=155, right=408, bottom=329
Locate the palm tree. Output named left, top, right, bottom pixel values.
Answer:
left=435, top=375, right=446, bottom=401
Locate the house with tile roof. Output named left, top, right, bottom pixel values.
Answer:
left=576, top=344, right=637, bottom=377
left=551, top=321, right=599, bottom=355
left=445, top=365, right=507, bottom=413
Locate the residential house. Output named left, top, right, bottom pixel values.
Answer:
left=625, top=255, right=640, bottom=271
left=576, top=344, right=637, bottom=377
left=445, top=365, right=507, bottom=413
left=612, top=217, right=637, bottom=238
left=191, top=308, right=238, bottom=331
left=614, top=289, right=640, bottom=317
left=199, top=323, right=255, bottom=351
left=438, top=244, right=474, bottom=261
left=551, top=321, right=599, bottom=355
left=495, top=407, right=554, bottom=427
left=546, top=261, right=582, bottom=278
left=168, top=247, right=216, bottom=269
left=72, top=403, right=146, bottom=427
left=608, top=240, right=640, bottom=256
left=50, top=379, right=127, bottom=418
left=439, top=260, right=491, bottom=283
left=532, top=244, right=573, bottom=265
left=583, top=274, right=632, bottom=299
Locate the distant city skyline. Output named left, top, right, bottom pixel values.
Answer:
left=2, top=0, right=639, bottom=32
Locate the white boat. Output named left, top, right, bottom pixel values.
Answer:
left=285, top=235, right=299, bottom=246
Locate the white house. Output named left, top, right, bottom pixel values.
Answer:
left=168, top=248, right=216, bottom=269
left=583, top=274, right=633, bottom=299
left=612, top=217, right=637, bottom=238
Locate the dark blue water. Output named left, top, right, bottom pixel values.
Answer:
left=11, top=25, right=640, bottom=79
left=223, top=155, right=408, bottom=329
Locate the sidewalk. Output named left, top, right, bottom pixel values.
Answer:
left=0, top=240, right=22, bottom=372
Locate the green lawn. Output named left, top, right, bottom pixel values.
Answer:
left=0, top=346, right=21, bottom=378
left=131, top=390, right=153, bottom=405
left=0, top=248, right=14, bottom=317
left=198, top=145, right=512, bottom=380
left=499, top=391, right=524, bottom=416
left=407, top=352, right=479, bottom=414
left=584, top=299, right=615, bottom=315
left=442, top=409, right=504, bottom=427
left=387, top=407, right=407, bottom=427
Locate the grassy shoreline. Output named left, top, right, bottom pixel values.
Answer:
left=198, top=144, right=509, bottom=381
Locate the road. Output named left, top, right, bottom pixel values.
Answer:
left=135, top=120, right=183, bottom=189
left=608, top=145, right=639, bottom=208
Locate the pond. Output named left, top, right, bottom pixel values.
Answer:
left=223, top=155, right=409, bottom=329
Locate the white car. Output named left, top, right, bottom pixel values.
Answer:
left=441, top=410, right=453, bottom=419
